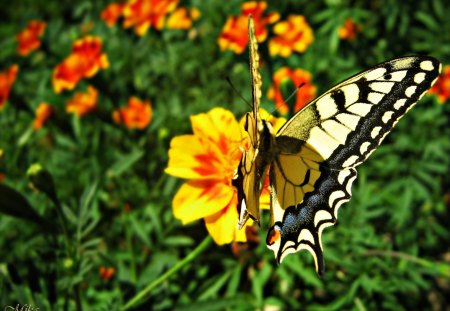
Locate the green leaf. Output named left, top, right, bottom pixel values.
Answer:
left=107, top=149, right=144, bottom=177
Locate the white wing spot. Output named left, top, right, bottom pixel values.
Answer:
left=368, top=92, right=385, bottom=104
left=420, top=60, right=434, bottom=71
left=379, top=70, right=407, bottom=82
left=346, top=173, right=357, bottom=194
left=342, top=155, right=359, bottom=167
left=365, top=68, right=387, bottom=81
left=322, top=120, right=351, bottom=144
left=360, top=141, right=371, bottom=154
left=370, top=81, right=395, bottom=94
left=340, top=84, right=360, bottom=107
left=336, top=113, right=360, bottom=130
left=371, top=126, right=382, bottom=139
left=298, top=229, right=314, bottom=244
left=382, top=111, right=394, bottom=123
left=337, top=169, right=351, bottom=184
left=316, top=94, right=339, bottom=120
left=317, top=222, right=334, bottom=249
left=307, top=127, right=341, bottom=159
left=328, top=190, right=346, bottom=208
left=314, top=210, right=332, bottom=228
left=347, top=103, right=372, bottom=117
left=393, top=98, right=407, bottom=110
left=414, top=72, right=426, bottom=84
left=405, top=86, right=416, bottom=98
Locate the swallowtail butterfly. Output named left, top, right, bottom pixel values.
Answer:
left=234, top=16, right=441, bottom=275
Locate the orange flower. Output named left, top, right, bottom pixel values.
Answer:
left=99, top=266, right=115, bottom=280
left=112, top=97, right=152, bottom=129
left=218, top=1, right=279, bottom=54
left=0, top=65, right=19, bottom=110
left=267, top=67, right=317, bottom=114
left=33, top=102, right=53, bottom=130
left=429, top=65, right=450, bottom=104
left=166, top=7, right=200, bottom=29
left=52, top=36, right=109, bottom=93
left=16, top=20, right=47, bottom=56
left=66, top=86, right=98, bottom=117
left=338, top=18, right=361, bottom=41
left=101, top=2, right=125, bottom=27
left=123, top=0, right=179, bottom=35
left=268, top=15, right=313, bottom=57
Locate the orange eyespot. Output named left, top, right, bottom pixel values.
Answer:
left=266, top=226, right=281, bottom=246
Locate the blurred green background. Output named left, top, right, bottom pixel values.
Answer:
left=1, top=0, right=450, bottom=310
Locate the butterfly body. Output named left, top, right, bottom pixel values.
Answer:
left=235, top=16, right=441, bottom=275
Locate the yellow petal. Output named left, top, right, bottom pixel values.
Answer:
left=204, top=198, right=248, bottom=245
left=173, top=180, right=235, bottom=224
left=165, top=135, right=224, bottom=180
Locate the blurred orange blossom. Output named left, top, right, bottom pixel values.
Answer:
left=267, top=67, right=317, bottom=114
left=52, top=36, right=109, bottom=93
left=112, top=96, right=152, bottom=129
left=66, top=86, right=98, bottom=117
left=429, top=65, right=450, bottom=104
left=268, top=15, right=314, bottom=57
left=16, top=20, right=47, bottom=56
left=0, top=65, right=18, bottom=109
left=218, top=1, right=279, bottom=54
left=338, top=18, right=362, bottom=41
left=33, top=102, right=53, bottom=130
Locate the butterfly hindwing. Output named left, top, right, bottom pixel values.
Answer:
left=267, top=56, right=441, bottom=275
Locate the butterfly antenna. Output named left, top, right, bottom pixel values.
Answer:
left=284, top=82, right=305, bottom=104
left=226, top=76, right=252, bottom=110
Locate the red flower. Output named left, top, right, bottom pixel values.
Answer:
left=99, top=266, right=115, bottom=280
left=52, top=36, right=109, bottom=93
left=429, top=65, right=450, bottom=104
left=16, top=20, right=47, bottom=56
left=268, top=15, right=314, bottom=57
left=66, top=86, right=98, bottom=117
left=338, top=18, right=362, bottom=41
left=267, top=67, right=317, bottom=114
left=218, top=1, right=279, bottom=54
left=112, top=97, right=152, bottom=129
left=123, top=0, right=179, bottom=35
left=166, top=7, right=201, bottom=30
left=33, top=102, right=53, bottom=130
left=0, top=65, right=19, bottom=109
left=101, top=3, right=125, bottom=27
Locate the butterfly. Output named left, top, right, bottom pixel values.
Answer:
left=233, top=15, right=441, bottom=276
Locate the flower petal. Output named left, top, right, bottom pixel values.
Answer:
left=173, top=180, right=234, bottom=224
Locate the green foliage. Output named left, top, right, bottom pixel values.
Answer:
left=1, top=0, right=450, bottom=310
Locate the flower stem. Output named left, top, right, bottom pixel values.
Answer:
left=121, top=236, right=213, bottom=311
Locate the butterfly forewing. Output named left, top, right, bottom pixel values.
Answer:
left=267, top=56, right=441, bottom=275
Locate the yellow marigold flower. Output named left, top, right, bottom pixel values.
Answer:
left=112, top=96, right=152, bottom=129
left=267, top=67, right=317, bottom=114
left=166, top=7, right=200, bottom=30
left=0, top=65, right=18, bottom=110
left=101, top=2, right=125, bottom=27
left=166, top=108, right=247, bottom=244
left=429, top=65, right=450, bottom=104
left=52, top=36, right=109, bottom=93
left=338, top=18, right=361, bottom=41
left=33, top=102, right=53, bottom=130
left=166, top=107, right=282, bottom=244
left=123, top=0, right=179, bottom=35
left=66, top=86, right=98, bottom=117
left=269, top=15, right=314, bottom=58
left=16, top=20, right=47, bottom=56
left=218, top=1, right=279, bottom=54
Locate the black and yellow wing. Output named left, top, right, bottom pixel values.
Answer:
left=266, top=56, right=441, bottom=275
